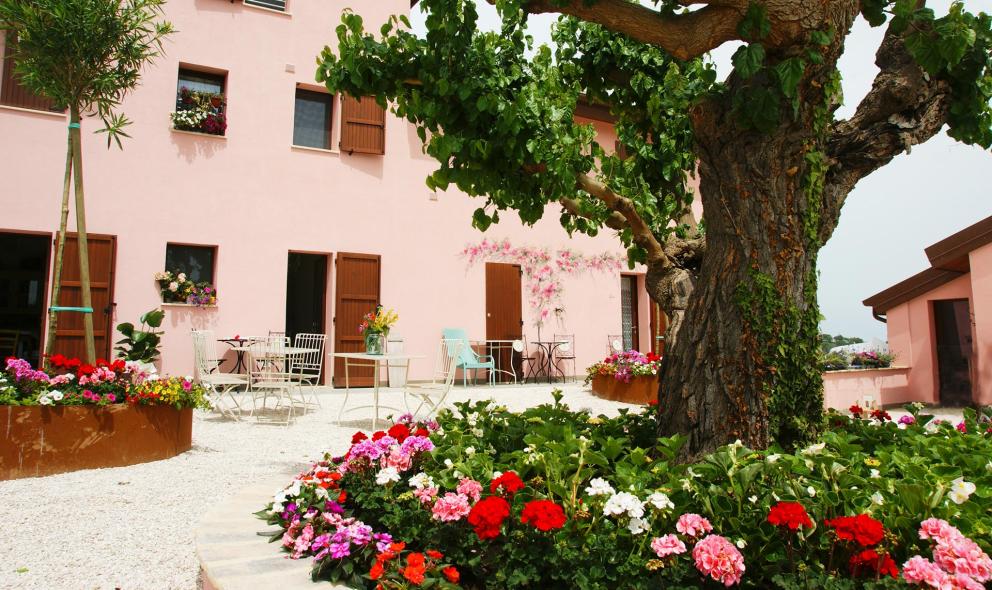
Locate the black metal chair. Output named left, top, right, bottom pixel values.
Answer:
left=553, top=334, right=576, bottom=382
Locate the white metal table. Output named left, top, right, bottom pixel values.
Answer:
left=331, top=352, right=424, bottom=430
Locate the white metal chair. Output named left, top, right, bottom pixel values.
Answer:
left=247, top=338, right=300, bottom=424
left=553, top=333, right=577, bottom=382
left=192, top=330, right=248, bottom=420
left=290, top=332, right=326, bottom=407
left=404, top=339, right=463, bottom=418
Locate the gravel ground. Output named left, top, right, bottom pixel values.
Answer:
left=0, top=383, right=635, bottom=590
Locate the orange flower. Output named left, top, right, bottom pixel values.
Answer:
left=427, top=550, right=444, bottom=560
left=369, top=560, right=384, bottom=580
left=442, top=566, right=460, bottom=583
left=403, top=552, right=426, bottom=585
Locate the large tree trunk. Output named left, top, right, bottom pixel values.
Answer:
left=657, top=89, right=834, bottom=461
left=43, top=131, right=74, bottom=367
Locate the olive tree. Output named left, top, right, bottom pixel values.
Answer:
left=318, top=0, right=990, bottom=458
left=0, top=0, right=173, bottom=363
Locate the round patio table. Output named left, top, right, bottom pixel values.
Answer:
left=218, top=338, right=249, bottom=373
left=533, top=340, right=568, bottom=384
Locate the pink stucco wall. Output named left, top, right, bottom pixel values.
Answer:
left=967, top=242, right=992, bottom=405
left=0, top=1, right=664, bottom=381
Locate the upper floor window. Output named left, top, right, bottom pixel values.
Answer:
left=171, top=68, right=227, bottom=136
left=293, top=88, right=333, bottom=150
left=245, top=0, right=286, bottom=11
left=159, top=244, right=217, bottom=305
left=1, top=32, right=59, bottom=112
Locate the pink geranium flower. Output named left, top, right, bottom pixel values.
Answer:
left=431, top=493, right=471, bottom=522
left=651, top=534, right=687, bottom=558
left=903, top=556, right=951, bottom=588
left=456, top=478, right=483, bottom=503
left=693, top=534, right=745, bottom=586
left=676, top=513, right=714, bottom=538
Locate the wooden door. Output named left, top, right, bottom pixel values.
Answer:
left=333, top=253, right=380, bottom=387
left=621, top=275, right=639, bottom=351
left=485, top=263, right=522, bottom=382
left=934, top=299, right=973, bottom=406
left=649, top=302, right=668, bottom=356
left=52, top=234, right=116, bottom=362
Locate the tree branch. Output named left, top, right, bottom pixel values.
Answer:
left=559, top=195, right=629, bottom=233
left=575, top=174, right=669, bottom=266
left=512, top=0, right=743, bottom=60
left=820, top=20, right=950, bottom=243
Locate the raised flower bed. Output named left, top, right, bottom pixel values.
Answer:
left=585, top=350, right=661, bottom=404
left=0, top=356, right=208, bottom=480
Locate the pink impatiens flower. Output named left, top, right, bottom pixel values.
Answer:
left=676, top=513, right=714, bottom=538
left=431, top=493, right=471, bottom=522
left=650, top=534, right=687, bottom=558
left=693, top=534, right=745, bottom=586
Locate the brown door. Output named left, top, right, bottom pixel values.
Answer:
left=52, top=234, right=116, bottom=361
left=621, top=275, right=640, bottom=351
left=333, top=253, right=380, bottom=387
left=933, top=299, right=973, bottom=406
left=649, top=302, right=668, bottom=356
left=485, top=263, right=522, bottom=383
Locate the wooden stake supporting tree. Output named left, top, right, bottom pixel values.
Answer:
left=0, top=0, right=174, bottom=364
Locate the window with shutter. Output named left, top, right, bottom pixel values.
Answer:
left=1, top=32, right=58, bottom=112
left=339, top=95, right=386, bottom=155
left=293, top=89, right=333, bottom=150
left=244, top=0, right=287, bottom=11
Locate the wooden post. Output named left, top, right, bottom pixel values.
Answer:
left=43, top=130, right=74, bottom=366
left=69, top=106, right=96, bottom=363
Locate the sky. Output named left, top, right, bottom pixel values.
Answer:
left=411, top=2, right=992, bottom=341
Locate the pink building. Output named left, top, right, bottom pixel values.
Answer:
left=0, top=0, right=670, bottom=383
left=860, top=215, right=992, bottom=408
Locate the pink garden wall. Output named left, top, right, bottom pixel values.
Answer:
left=0, top=1, right=662, bottom=381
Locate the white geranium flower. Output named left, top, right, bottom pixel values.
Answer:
left=472, top=428, right=484, bottom=437
left=766, top=453, right=780, bottom=464
left=807, top=486, right=816, bottom=497
left=168, top=281, right=179, bottom=292
left=408, top=472, right=435, bottom=490
left=375, top=467, right=400, bottom=486
left=681, top=478, right=692, bottom=491
left=453, top=470, right=463, bottom=479
left=603, top=492, right=645, bottom=519
left=465, top=446, right=476, bottom=456
left=492, top=470, right=503, bottom=479
left=949, top=478, right=976, bottom=504
left=647, top=492, right=674, bottom=511
left=177, top=272, right=187, bottom=283
left=871, top=492, right=885, bottom=506
left=736, top=539, right=747, bottom=549
left=924, top=419, right=941, bottom=434
left=314, top=487, right=329, bottom=500
left=269, top=502, right=284, bottom=515
left=627, top=517, right=649, bottom=535
left=49, top=390, right=64, bottom=401
left=38, top=396, right=52, bottom=406
left=730, top=439, right=743, bottom=449
left=748, top=495, right=758, bottom=504
left=801, top=442, right=826, bottom=455
left=585, top=478, right=616, bottom=497
left=870, top=469, right=881, bottom=479
left=443, top=458, right=453, bottom=468
left=986, top=461, right=992, bottom=473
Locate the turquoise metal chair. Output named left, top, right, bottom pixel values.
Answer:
left=441, top=328, right=495, bottom=386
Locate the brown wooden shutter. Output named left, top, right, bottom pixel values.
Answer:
left=339, top=95, right=386, bottom=155
left=1, top=32, right=57, bottom=111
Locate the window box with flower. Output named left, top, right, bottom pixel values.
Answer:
left=155, top=270, right=217, bottom=307
left=585, top=350, right=662, bottom=405
left=170, top=86, right=227, bottom=136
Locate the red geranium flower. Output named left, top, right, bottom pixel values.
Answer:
left=849, top=549, right=899, bottom=578
left=110, top=359, right=126, bottom=372
left=388, top=423, right=411, bottom=442
left=825, top=514, right=885, bottom=547
left=371, top=431, right=386, bottom=441
left=520, top=499, right=567, bottom=532
left=467, top=496, right=511, bottom=540
left=369, top=560, right=384, bottom=580
left=49, top=353, right=67, bottom=367
left=351, top=431, right=368, bottom=444
left=338, top=491, right=347, bottom=503
left=870, top=408, right=891, bottom=421
left=78, top=363, right=95, bottom=376
left=414, top=427, right=430, bottom=438
left=65, top=357, right=82, bottom=370
left=426, top=549, right=443, bottom=560
left=490, top=471, right=524, bottom=496
left=402, top=552, right=426, bottom=585
left=849, top=404, right=864, bottom=416
left=442, top=566, right=460, bottom=584
left=767, top=501, right=813, bottom=531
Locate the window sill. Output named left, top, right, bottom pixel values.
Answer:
left=242, top=2, right=292, bottom=17
left=161, top=302, right=218, bottom=309
left=291, top=144, right=339, bottom=155
left=171, top=128, right=227, bottom=140
left=0, top=103, right=67, bottom=118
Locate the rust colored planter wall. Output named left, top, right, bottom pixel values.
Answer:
left=590, top=374, right=659, bottom=405
left=1, top=404, right=192, bottom=480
